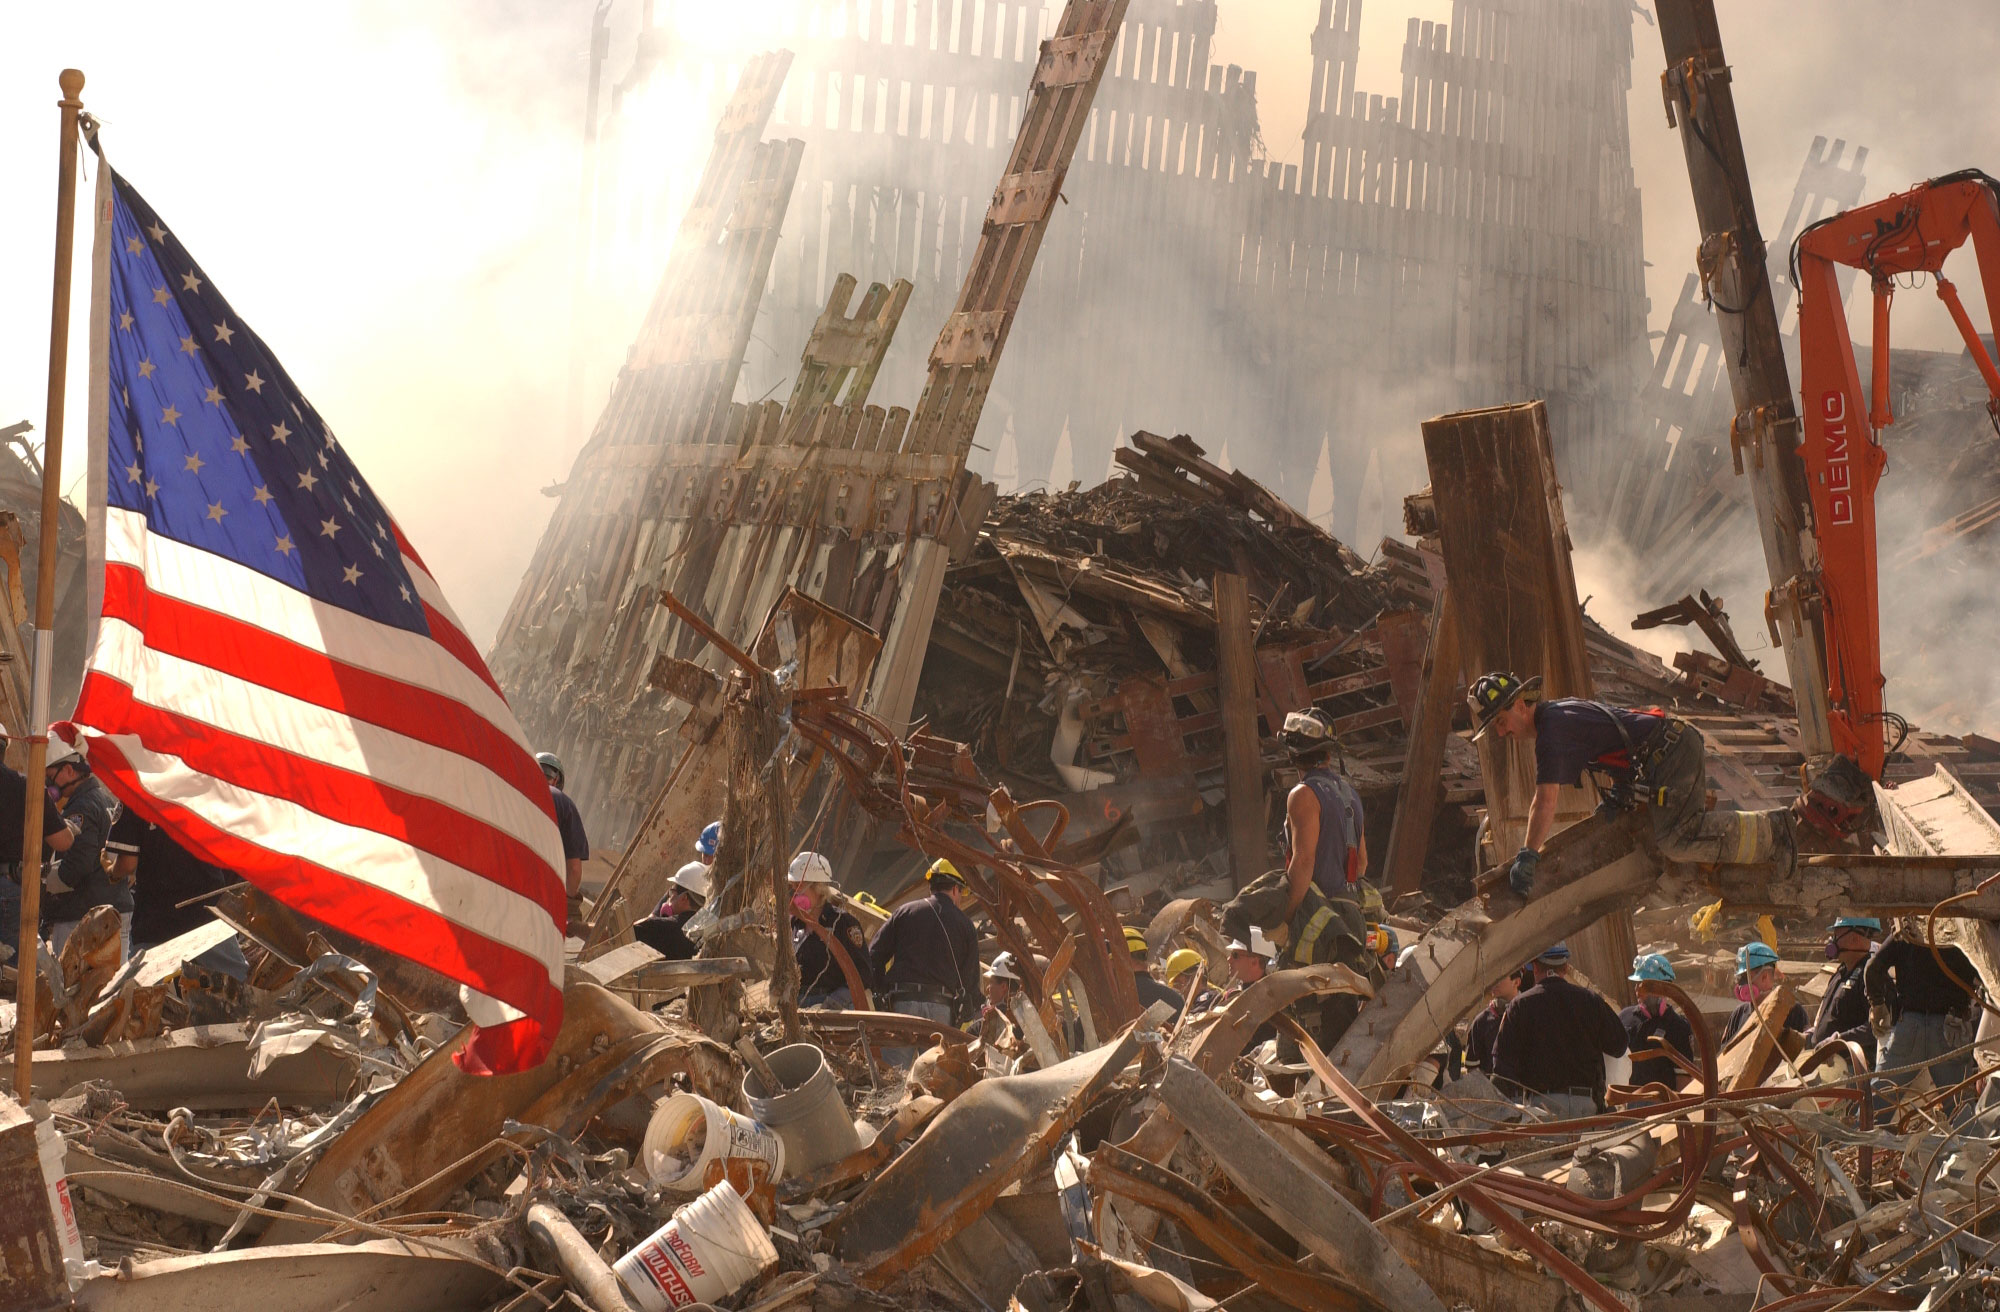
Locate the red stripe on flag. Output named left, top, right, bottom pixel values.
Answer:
left=101, top=563, right=551, bottom=816
left=86, top=735, right=562, bottom=1064
left=76, top=673, right=566, bottom=922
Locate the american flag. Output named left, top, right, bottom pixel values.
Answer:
left=73, top=164, right=565, bottom=1073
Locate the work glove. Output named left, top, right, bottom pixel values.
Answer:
left=1507, top=847, right=1539, bottom=899
left=1870, top=1004, right=1894, bottom=1038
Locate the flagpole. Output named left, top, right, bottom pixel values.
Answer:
left=15, top=69, right=86, bottom=1103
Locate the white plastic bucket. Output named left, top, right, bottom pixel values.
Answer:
left=641, top=1092, right=786, bottom=1190
left=613, top=1179, right=778, bottom=1311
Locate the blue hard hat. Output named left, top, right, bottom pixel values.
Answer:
left=1628, top=952, right=1676, bottom=983
left=1830, top=915, right=1882, bottom=934
left=1737, top=941, right=1780, bottom=973
left=696, top=821, right=722, bottom=858
left=1536, top=942, right=1571, bottom=965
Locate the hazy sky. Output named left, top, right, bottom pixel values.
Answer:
left=2, top=1, right=1994, bottom=654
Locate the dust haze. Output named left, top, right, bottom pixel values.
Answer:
left=6, top=1, right=2000, bottom=733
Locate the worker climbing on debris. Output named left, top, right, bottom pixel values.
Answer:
left=1867, top=918, right=1980, bottom=1094
left=1467, top=671, right=1792, bottom=898
left=537, top=751, right=591, bottom=933
left=1124, top=926, right=1185, bottom=1019
left=1809, top=914, right=1881, bottom=1067
left=1721, top=941, right=1809, bottom=1045
left=789, top=851, right=875, bottom=1008
left=40, top=724, right=124, bottom=960
left=1278, top=708, right=1367, bottom=916
left=633, top=861, right=709, bottom=961
left=1465, top=965, right=1530, bottom=1076
left=1220, top=865, right=1374, bottom=1052
left=1491, top=942, right=1629, bottom=1118
left=869, top=858, right=982, bottom=1053
left=1621, top=954, right=1695, bottom=1092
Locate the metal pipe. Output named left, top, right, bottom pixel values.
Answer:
left=524, top=1202, right=638, bottom=1312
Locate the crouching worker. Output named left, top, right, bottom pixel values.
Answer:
left=1492, top=942, right=1629, bottom=1119
left=1220, top=867, right=1375, bottom=1054
left=789, top=851, right=875, bottom=1008
left=1467, top=672, right=1792, bottom=898
left=633, top=862, right=708, bottom=960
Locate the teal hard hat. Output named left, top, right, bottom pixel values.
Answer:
left=1830, top=915, right=1882, bottom=934
left=1737, top=941, right=1780, bottom=973
left=1536, top=941, right=1571, bottom=965
left=1628, top=952, right=1676, bottom=984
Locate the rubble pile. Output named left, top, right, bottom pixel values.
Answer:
left=16, top=870, right=2000, bottom=1312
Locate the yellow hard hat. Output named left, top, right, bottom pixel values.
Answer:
left=1164, top=948, right=1203, bottom=984
left=926, top=857, right=964, bottom=885
left=1123, top=925, right=1150, bottom=957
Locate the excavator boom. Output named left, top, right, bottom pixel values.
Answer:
left=1794, top=172, right=2000, bottom=787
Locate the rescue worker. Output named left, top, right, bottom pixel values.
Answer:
left=1621, top=954, right=1695, bottom=1092
left=1278, top=709, right=1367, bottom=917
left=977, top=952, right=1026, bottom=1046
left=537, top=752, right=591, bottom=933
left=869, top=859, right=982, bottom=1054
left=789, top=851, right=875, bottom=1009
left=40, top=726, right=123, bottom=959
left=633, top=862, right=708, bottom=960
left=1465, top=966, right=1530, bottom=1077
left=1125, top=926, right=1185, bottom=1018
left=1866, top=919, right=1979, bottom=1092
left=105, top=811, right=231, bottom=952
left=1491, top=942, right=1629, bottom=1118
left=1209, top=931, right=1277, bottom=1047
left=1721, top=941, right=1809, bottom=1044
left=1467, top=672, right=1788, bottom=898
left=0, top=721, right=73, bottom=958
left=1163, top=948, right=1205, bottom=999
left=1220, top=866, right=1375, bottom=1051
left=1809, top=915, right=1880, bottom=1066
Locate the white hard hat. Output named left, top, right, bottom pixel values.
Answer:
left=1227, top=928, right=1274, bottom=959
left=787, top=851, right=834, bottom=884
left=671, top=861, right=711, bottom=898
left=45, top=723, right=85, bottom=769
left=986, top=951, right=1021, bottom=983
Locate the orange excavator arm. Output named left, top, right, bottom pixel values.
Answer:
left=1793, top=171, right=2000, bottom=783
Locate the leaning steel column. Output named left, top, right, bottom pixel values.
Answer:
left=1654, top=0, right=1832, bottom=756
left=1423, top=401, right=1638, bottom=1006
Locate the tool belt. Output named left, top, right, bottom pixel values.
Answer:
left=885, top=983, right=959, bottom=1010
left=1630, top=717, right=1688, bottom=782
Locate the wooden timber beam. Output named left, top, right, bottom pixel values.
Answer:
left=1214, top=572, right=1266, bottom=889
left=1422, top=400, right=1638, bottom=1005
left=1384, top=586, right=1460, bottom=898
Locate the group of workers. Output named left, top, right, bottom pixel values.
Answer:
left=1460, top=913, right=1983, bottom=1115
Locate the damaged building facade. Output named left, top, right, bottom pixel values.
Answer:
left=498, top=0, right=1657, bottom=848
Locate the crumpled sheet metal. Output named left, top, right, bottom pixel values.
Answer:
left=829, top=1002, right=1171, bottom=1284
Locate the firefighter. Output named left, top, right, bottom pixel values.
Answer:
left=1465, top=966, right=1530, bottom=1077
left=1721, top=941, right=1809, bottom=1044
left=1491, top=942, right=1629, bottom=1118
left=1809, top=915, right=1880, bottom=1066
left=869, top=859, right=982, bottom=1044
left=1867, top=919, right=1980, bottom=1093
left=1621, top=954, right=1695, bottom=1092
left=1125, top=926, right=1186, bottom=1018
left=1466, top=672, right=1790, bottom=898
left=1279, top=708, right=1368, bottom=917
left=976, top=951, right=1025, bottom=1047
left=633, top=862, right=708, bottom=961
left=789, top=851, right=875, bottom=1008
left=1220, top=866, right=1375, bottom=1052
